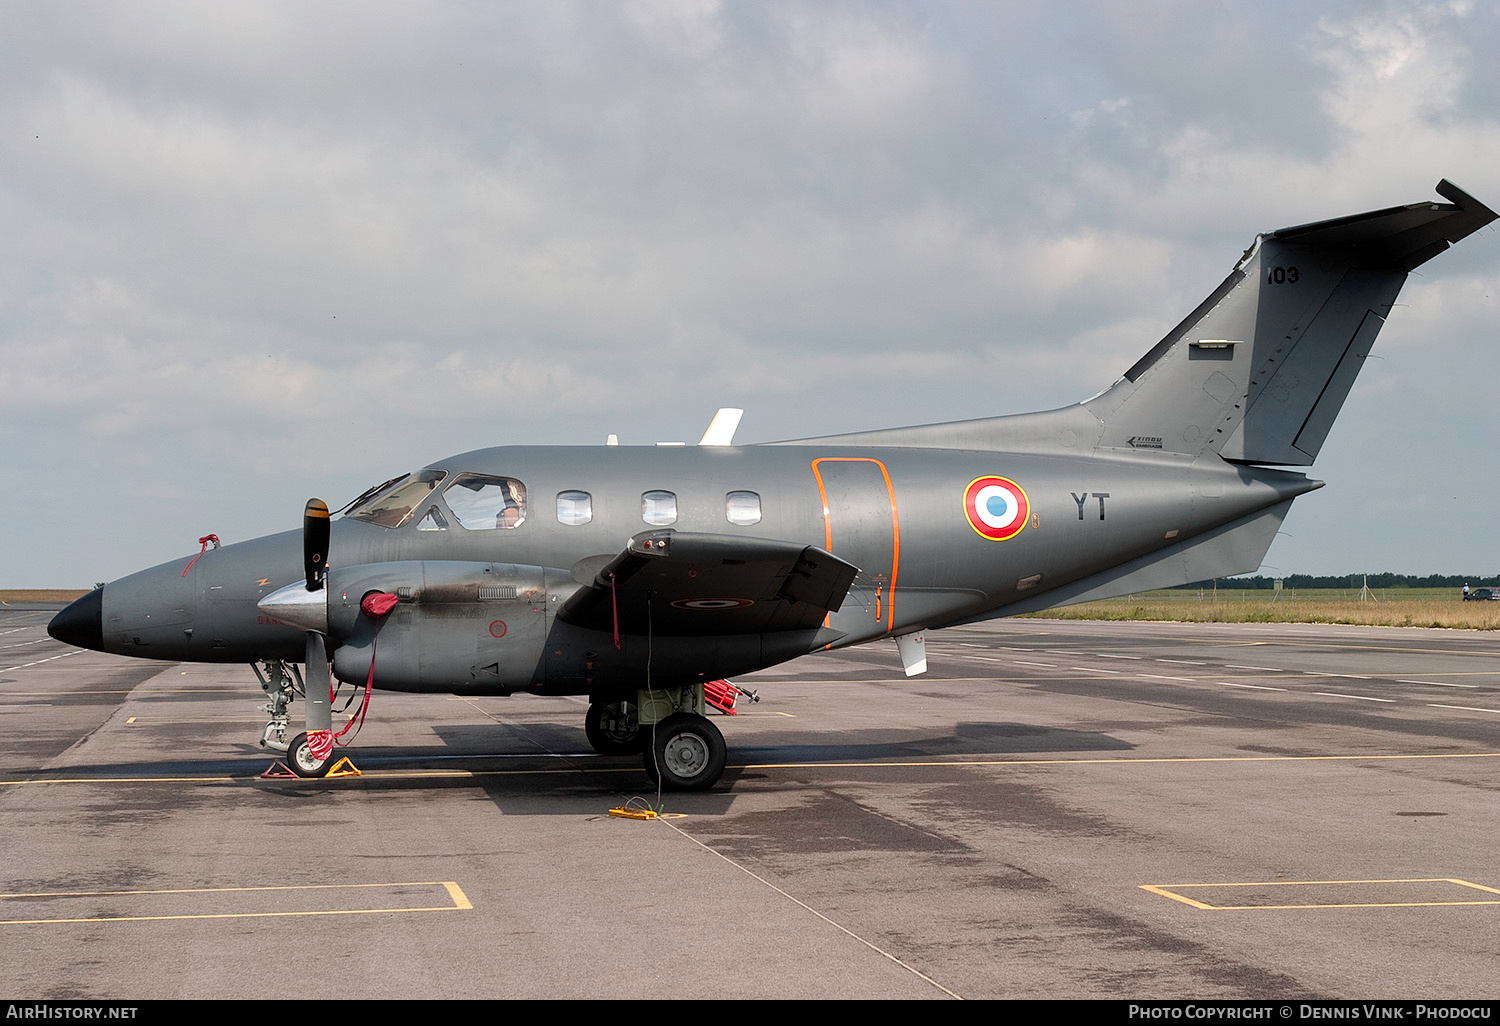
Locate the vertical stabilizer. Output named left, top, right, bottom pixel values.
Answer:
left=1084, top=180, right=1495, bottom=465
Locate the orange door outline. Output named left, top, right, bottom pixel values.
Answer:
left=811, top=457, right=901, bottom=633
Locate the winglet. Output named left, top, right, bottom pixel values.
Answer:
left=699, top=408, right=744, bottom=446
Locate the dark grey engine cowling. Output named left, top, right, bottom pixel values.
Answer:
left=327, top=560, right=553, bottom=692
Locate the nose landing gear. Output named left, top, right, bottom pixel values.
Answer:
left=252, top=660, right=300, bottom=754
left=286, top=730, right=335, bottom=778
left=253, top=659, right=337, bottom=778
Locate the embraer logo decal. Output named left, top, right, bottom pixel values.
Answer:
left=964, top=476, right=1029, bottom=541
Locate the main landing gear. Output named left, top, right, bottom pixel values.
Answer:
left=585, top=686, right=728, bottom=791
left=584, top=700, right=645, bottom=755
left=643, top=712, right=726, bottom=792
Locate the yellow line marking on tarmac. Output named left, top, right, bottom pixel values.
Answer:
left=1, top=689, right=246, bottom=696
left=122, top=717, right=256, bottom=724
left=0, top=881, right=473, bottom=926
left=5, top=751, right=1500, bottom=787
left=1141, top=878, right=1500, bottom=911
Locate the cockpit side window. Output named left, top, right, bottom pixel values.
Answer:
left=444, top=474, right=528, bottom=530
left=347, top=470, right=448, bottom=529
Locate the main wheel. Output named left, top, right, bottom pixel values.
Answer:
left=642, top=713, right=727, bottom=791
left=287, top=731, right=334, bottom=778
left=585, top=701, right=644, bottom=756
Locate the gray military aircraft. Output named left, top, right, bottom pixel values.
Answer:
left=48, top=180, right=1495, bottom=790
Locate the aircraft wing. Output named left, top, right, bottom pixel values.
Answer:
left=558, top=530, right=858, bottom=637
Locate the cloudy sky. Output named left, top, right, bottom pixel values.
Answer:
left=4, top=0, right=1498, bottom=588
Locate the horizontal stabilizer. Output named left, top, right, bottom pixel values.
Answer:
left=1085, top=180, right=1497, bottom=465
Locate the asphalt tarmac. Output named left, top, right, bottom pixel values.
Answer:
left=2, top=608, right=1497, bottom=1000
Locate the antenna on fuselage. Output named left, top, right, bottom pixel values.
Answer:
left=698, top=408, right=744, bottom=446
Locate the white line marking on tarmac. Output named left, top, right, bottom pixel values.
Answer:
left=659, top=820, right=964, bottom=1000
left=1227, top=665, right=1284, bottom=672
left=1142, top=674, right=1196, bottom=682
left=1158, top=659, right=1206, bottom=665
left=0, top=651, right=83, bottom=673
left=1428, top=705, right=1500, bottom=715
left=1218, top=682, right=1287, bottom=691
left=0, top=639, right=51, bottom=650
left=1071, top=666, right=1121, bottom=674
left=1010, top=660, right=1056, bottom=668
left=1401, top=680, right=1478, bottom=689
left=1307, top=671, right=1372, bottom=679
left=1312, top=692, right=1395, bottom=703
left=1094, top=654, right=1142, bottom=660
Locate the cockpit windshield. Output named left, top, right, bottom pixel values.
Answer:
left=346, top=469, right=448, bottom=528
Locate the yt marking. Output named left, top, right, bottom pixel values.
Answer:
left=1072, top=492, right=1110, bottom=521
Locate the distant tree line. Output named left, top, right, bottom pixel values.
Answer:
left=1175, top=573, right=1496, bottom=590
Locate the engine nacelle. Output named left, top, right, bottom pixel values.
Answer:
left=326, top=560, right=554, bottom=693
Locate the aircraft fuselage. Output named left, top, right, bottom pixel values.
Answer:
left=78, top=441, right=1316, bottom=695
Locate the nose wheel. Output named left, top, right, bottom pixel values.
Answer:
left=287, top=731, right=334, bottom=778
left=643, top=713, right=726, bottom=791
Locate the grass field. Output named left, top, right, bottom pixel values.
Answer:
left=1, top=590, right=90, bottom=603
left=1021, top=587, right=1500, bottom=630
left=6, top=588, right=1499, bottom=629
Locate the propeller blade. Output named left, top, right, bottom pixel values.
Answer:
left=303, top=498, right=330, bottom=591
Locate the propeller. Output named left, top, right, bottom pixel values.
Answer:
left=304, top=498, right=330, bottom=591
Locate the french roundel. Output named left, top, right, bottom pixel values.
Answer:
left=964, top=476, right=1030, bottom=541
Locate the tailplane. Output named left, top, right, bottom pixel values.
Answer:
left=772, top=180, right=1494, bottom=460
left=1084, top=180, right=1496, bottom=464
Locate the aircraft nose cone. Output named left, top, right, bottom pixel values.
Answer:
left=49, top=587, right=104, bottom=651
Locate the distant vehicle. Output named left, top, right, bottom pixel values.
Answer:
left=1463, top=587, right=1498, bottom=601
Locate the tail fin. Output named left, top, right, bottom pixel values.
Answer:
left=1085, top=180, right=1496, bottom=464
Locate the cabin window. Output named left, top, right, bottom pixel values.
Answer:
left=347, top=470, right=448, bottom=529
left=443, top=474, right=527, bottom=530
left=415, top=505, right=448, bottom=531
left=641, top=490, right=677, bottom=526
left=557, top=490, right=593, bottom=526
left=725, top=490, right=761, bottom=526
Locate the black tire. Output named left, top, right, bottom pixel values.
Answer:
left=287, top=731, right=334, bottom=778
left=642, top=713, right=726, bottom=791
left=585, top=702, right=645, bottom=756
